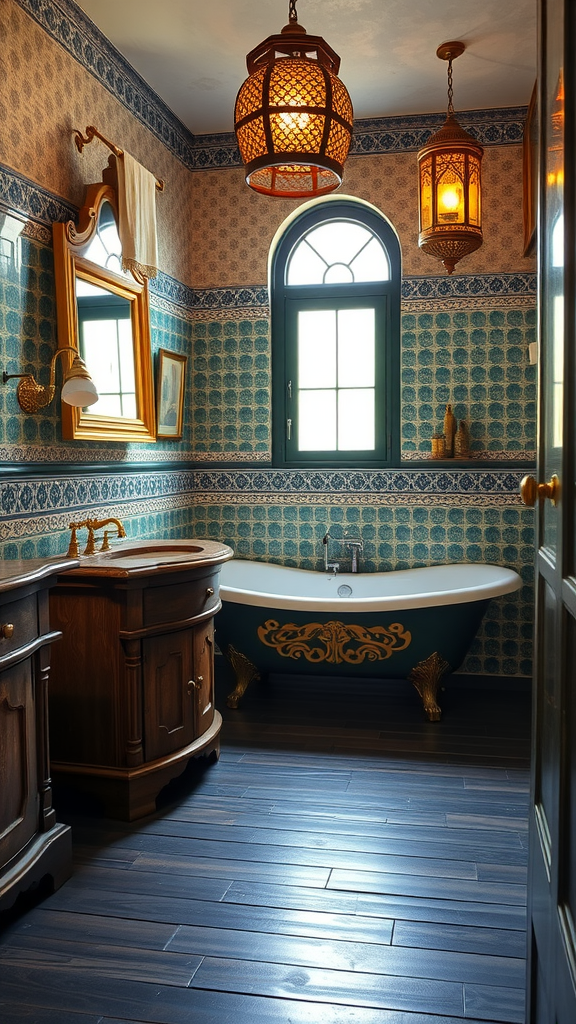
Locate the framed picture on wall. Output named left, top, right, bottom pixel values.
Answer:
left=156, top=349, right=187, bottom=439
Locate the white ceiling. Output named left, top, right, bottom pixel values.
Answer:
left=76, top=0, right=537, bottom=136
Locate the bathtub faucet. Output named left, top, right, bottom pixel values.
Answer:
left=322, top=530, right=362, bottom=573
left=346, top=537, right=363, bottom=573
left=322, top=531, right=340, bottom=573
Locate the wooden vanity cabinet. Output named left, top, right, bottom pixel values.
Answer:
left=48, top=542, right=232, bottom=820
left=0, top=558, right=76, bottom=914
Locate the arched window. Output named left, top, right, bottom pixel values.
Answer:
left=271, top=199, right=401, bottom=467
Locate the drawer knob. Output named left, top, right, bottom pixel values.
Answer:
left=206, top=587, right=214, bottom=597
left=0, top=623, right=14, bottom=640
left=188, top=679, right=201, bottom=693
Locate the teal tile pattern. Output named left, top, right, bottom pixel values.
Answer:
left=191, top=501, right=534, bottom=678
left=191, top=317, right=271, bottom=454
left=189, top=304, right=537, bottom=462
left=401, top=309, right=537, bottom=456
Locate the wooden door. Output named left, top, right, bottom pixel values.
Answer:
left=525, top=1, right=576, bottom=1019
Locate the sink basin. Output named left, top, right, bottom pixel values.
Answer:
left=62, top=539, right=234, bottom=577
left=103, top=544, right=205, bottom=564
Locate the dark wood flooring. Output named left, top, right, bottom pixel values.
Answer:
left=0, top=664, right=531, bottom=1024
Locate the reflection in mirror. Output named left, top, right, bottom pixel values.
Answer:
left=83, top=201, right=127, bottom=278
left=53, top=183, right=155, bottom=442
left=76, top=278, right=136, bottom=417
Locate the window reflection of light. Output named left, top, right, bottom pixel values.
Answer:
left=552, top=213, right=564, bottom=267
left=552, top=294, right=563, bottom=449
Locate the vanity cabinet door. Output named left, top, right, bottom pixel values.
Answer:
left=192, top=621, right=215, bottom=735
left=143, top=630, right=195, bottom=761
left=0, top=657, right=37, bottom=869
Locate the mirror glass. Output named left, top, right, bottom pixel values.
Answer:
left=53, top=183, right=156, bottom=442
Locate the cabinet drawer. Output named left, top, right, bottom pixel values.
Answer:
left=143, top=570, right=220, bottom=627
left=0, top=595, right=38, bottom=656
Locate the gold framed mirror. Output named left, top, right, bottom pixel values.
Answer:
left=53, top=181, right=156, bottom=442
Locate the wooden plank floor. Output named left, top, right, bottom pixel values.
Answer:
left=0, top=666, right=531, bottom=1024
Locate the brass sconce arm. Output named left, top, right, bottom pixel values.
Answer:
left=3, top=346, right=98, bottom=414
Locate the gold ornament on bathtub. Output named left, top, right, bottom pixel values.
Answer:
left=257, top=619, right=412, bottom=665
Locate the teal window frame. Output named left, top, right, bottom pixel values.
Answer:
left=271, top=200, right=401, bottom=468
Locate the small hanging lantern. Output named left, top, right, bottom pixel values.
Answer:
left=418, top=42, right=483, bottom=274
left=234, top=0, right=353, bottom=199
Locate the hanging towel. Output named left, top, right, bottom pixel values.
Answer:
left=116, top=151, right=158, bottom=279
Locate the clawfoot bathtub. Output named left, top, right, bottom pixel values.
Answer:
left=215, top=560, right=522, bottom=721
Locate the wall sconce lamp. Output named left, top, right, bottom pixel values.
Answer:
left=234, top=0, right=353, bottom=198
left=3, top=346, right=99, bottom=414
left=417, top=42, right=484, bottom=274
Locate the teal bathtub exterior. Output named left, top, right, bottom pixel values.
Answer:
left=215, top=559, right=521, bottom=720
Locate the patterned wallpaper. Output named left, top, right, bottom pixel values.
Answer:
left=0, top=0, right=537, bottom=681
left=189, top=146, right=533, bottom=289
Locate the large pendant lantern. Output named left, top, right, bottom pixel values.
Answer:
left=234, top=0, right=353, bottom=199
left=418, top=42, right=484, bottom=274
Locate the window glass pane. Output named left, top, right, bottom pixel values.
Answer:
left=349, top=236, right=390, bottom=281
left=338, top=309, right=375, bottom=387
left=324, top=263, right=354, bottom=284
left=287, top=241, right=327, bottom=285
left=121, top=393, right=137, bottom=418
left=305, top=221, right=373, bottom=265
left=298, top=311, right=336, bottom=388
left=299, top=390, right=336, bottom=450
left=81, top=320, right=120, bottom=393
left=92, top=393, right=122, bottom=416
left=338, top=389, right=375, bottom=450
left=118, top=319, right=136, bottom=391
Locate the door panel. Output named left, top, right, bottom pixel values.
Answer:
left=0, top=659, right=37, bottom=866
left=526, top=0, right=576, bottom=1020
left=143, top=631, right=195, bottom=761
left=193, top=622, right=215, bottom=731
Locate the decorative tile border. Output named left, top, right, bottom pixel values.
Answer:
left=0, top=163, right=76, bottom=225
left=193, top=468, right=526, bottom=498
left=0, top=470, right=194, bottom=517
left=190, top=109, right=527, bottom=169
left=0, top=469, right=528, bottom=522
left=402, top=274, right=537, bottom=300
left=0, top=492, right=194, bottom=541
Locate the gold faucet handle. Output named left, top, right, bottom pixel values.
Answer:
left=100, top=530, right=111, bottom=552
left=67, top=526, right=79, bottom=558
left=83, top=526, right=96, bottom=555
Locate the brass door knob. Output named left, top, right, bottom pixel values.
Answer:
left=520, top=473, right=560, bottom=507
left=0, top=623, right=14, bottom=640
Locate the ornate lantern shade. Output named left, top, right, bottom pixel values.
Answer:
left=234, top=1, right=353, bottom=199
left=418, top=42, right=484, bottom=274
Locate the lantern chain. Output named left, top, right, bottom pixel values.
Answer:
left=447, top=57, right=454, bottom=115
left=288, top=0, right=298, bottom=23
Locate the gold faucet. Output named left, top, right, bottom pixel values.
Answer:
left=67, top=517, right=126, bottom=556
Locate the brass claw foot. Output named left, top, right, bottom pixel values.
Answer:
left=408, top=651, right=450, bottom=722
left=225, top=645, right=260, bottom=708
